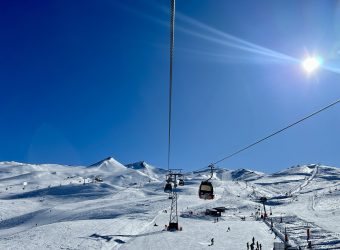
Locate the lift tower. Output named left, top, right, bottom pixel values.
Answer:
left=166, top=171, right=182, bottom=231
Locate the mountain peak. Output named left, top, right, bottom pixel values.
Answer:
left=88, top=156, right=126, bottom=172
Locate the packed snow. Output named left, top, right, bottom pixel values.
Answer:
left=0, top=159, right=339, bottom=249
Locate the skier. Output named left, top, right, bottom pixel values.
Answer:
left=271, top=219, right=273, bottom=230
left=210, top=238, right=214, bottom=246
left=307, top=228, right=310, bottom=240
left=227, top=226, right=230, bottom=232
left=247, top=242, right=249, bottom=250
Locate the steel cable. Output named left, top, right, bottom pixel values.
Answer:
left=167, top=0, right=175, bottom=171
left=212, top=99, right=340, bottom=165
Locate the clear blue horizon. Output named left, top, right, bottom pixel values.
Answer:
left=0, top=0, right=339, bottom=172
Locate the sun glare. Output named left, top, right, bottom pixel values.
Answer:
left=302, top=56, right=322, bottom=73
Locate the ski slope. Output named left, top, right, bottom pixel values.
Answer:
left=0, top=159, right=339, bottom=249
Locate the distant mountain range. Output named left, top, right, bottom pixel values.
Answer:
left=1, top=156, right=338, bottom=191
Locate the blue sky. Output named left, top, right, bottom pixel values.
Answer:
left=0, top=0, right=339, bottom=172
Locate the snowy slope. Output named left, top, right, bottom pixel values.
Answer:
left=0, top=161, right=339, bottom=249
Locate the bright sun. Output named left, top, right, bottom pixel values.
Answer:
left=302, top=57, right=322, bottom=73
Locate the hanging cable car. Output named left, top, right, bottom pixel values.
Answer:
left=199, top=181, right=214, bottom=199
left=198, top=164, right=215, bottom=200
left=164, top=183, right=172, bottom=193
left=177, top=174, right=184, bottom=186
left=164, top=182, right=172, bottom=193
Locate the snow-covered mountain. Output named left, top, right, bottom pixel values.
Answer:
left=89, top=157, right=128, bottom=172
left=125, top=161, right=168, bottom=181
left=190, top=167, right=264, bottom=182
left=0, top=160, right=339, bottom=249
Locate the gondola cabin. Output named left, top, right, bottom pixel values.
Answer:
left=178, top=179, right=184, bottom=186
left=199, top=181, right=214, bottom=200
left=164, top=183, right=172, bottom=193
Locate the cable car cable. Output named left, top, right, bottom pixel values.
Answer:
left=197, top=99, right=338, bottom=200
left=167, top=0, right=175, bottom=171
left=213, top=98, right=340, bottom=165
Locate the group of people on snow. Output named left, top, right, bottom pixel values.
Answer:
left=246, top=236, right=262, bottom=250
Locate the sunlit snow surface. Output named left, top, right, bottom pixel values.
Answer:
left=0, top=159, right=339, bottom=249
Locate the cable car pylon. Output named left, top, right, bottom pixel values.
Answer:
left=165, top=171, right=182, bottom=231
